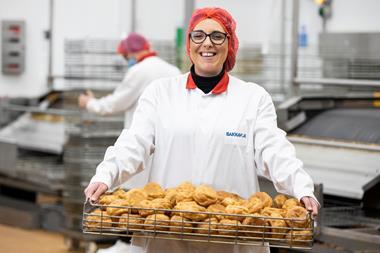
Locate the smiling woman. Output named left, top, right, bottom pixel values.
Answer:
left=85, top=6, right=319, bottom=253
left=189, top=19, right=229, bottom=77
left=186, top=8, right=239, bottom=75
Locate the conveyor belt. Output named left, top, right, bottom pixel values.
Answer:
left=292, top=108, right=380, bottom=144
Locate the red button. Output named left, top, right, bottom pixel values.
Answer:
left=9, top=25, right=21, bottom=33
left=7, top=63, right=19, bottom=69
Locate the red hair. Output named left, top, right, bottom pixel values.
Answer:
left=186, top=7, right=239, bottom=72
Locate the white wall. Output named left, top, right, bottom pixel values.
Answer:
left=135, top=0, right=184, bottom=40
left=329, top=0, right=380, bottom=32
left=1, top=0, right=380, bottom=97
left=0, top=0, right=50, bottom=97
left=196, top=0, right=283, bottom=45
left=52, top=0, right=184, bottom=78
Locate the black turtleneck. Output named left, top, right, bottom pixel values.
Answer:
left=190, top=65, right=224, bottom=94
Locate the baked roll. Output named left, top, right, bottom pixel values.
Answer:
left=125, top=188, right=148, bottom=204
left=286, top=230, right=313, bottom=246
left=118, top=213, right=144, bottom=230
left=112, top=188, right=127, bottom=198
left=137, top=199, right=153, bottom=217
left=85, top=209, right=113, bottom=230
left=173, top=182, right=196, bottom=204
left=221, top=197, right=245, bottom=207
left=151, top=198, right=172, bottom=212
left=216, top=191, right=242, bottom=204
left=273, top=194, right=288, bottom=208
left=224, top=205, right=249, bottom=221
left=218, top=219, right=241, bottom=236
left=106, top=199, right=131, bottom=216
left=265, top=212, right=288, bottom=239
left=282, top=198, right=302, bottom=209
left=173, top=201, right=207, bottom=221
left=99, top=194, right=118, bottom=206
left=249, top=192, right=273, bottom=208
left=285, top=206, right=309, bottom=228
left=144, top=214, right=170, bottom=231
left=176, top=181, right=196, bottom=192
left=244, top=198, right=263, bottom=214
left=261, top=207, right=286, bottom=218
left=196, top=217, right=219, bottom=235
left=242, top=213, right=270, bottom=238
left=143, top=182, right=165, bottom=200
left=193, top=185, right=218, bottom=207
left=124, top=188, right=148, bottom=213
left=206, top=203, right=225, bottom=220
left=170, top=215, right=193, bottom=233
left=164, top=188, right=178, bottom=207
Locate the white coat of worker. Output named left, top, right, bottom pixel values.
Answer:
left=79, top=33, right=181, bottom=190
left=79, top=32, right=181, bottom=129
left=85, top=7, right=319, bottom=253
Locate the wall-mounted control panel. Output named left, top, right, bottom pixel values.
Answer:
left=2, top=20, right=25, bottom=75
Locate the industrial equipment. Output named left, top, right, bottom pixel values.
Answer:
left=277, top=94, right=380, bottom=252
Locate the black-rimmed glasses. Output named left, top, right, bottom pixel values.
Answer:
left=189, top=30, right=228, bottom=45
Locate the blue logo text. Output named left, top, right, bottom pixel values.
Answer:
left=225, top=131, right=246, bottom=138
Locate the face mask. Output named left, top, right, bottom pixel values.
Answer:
left=127, top=57, right=137, bottom=68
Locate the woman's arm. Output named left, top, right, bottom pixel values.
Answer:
left=253, top=91, right=319, bottom=215
left=84, top=84, right=158, bottom=201
left=86, top=69, right=148, bottom=115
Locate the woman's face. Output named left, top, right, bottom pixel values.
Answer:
left=190, top=19, right=228, bottom=77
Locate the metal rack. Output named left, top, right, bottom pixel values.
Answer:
left=63, top=124, right=120, bottom=230
left=0, top=101, right=71, bottom=188
left=82, top=202, right=314, bottom=250
left=13, top=149, right=64, bottom=189
left=62, top=127, right=121, bottom=251
left=55, top=39, right=179, bottom=92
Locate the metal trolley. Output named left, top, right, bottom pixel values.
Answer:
left=82, top=201, right=314, bottom=250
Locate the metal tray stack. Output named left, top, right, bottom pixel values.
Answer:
left=62, top=91, right=123, bottom=232
left=82, top=202, right=314, bottom=250
left=15, top=149, right=64, bottom=189
left=63, top=131, right=119, bottom=232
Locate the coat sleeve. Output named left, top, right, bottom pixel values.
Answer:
left=86, top=68, right=147, bottom=115
left=253, top=91, right=318, bottom=202
left=89, top=83, right=157, bottom=190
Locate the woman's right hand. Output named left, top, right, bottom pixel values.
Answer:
left=84, top=182, right=108, bottom=202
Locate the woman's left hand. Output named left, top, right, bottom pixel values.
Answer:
left=301, top=196, right=319, bottom=218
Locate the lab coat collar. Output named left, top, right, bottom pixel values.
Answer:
left=186, top=71, right=229, bottom=94
left=137, top=51, right=157, bottom=62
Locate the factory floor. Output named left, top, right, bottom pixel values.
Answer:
left=0, top=224, right=82, bottom=253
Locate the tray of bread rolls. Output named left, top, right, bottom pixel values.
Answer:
left=82, top=182, right=314, bottom=249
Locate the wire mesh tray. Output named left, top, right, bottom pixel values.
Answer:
left=82, top=201, right=314, bottom=249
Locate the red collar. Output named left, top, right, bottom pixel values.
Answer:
left=186, top=71, right=229, bottom=94
left=137, top=51, right=157, bottom=62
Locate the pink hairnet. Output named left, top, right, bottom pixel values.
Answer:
left=117, top=33, right=150, bottom=55
left=186, top=7, right=239, bottom=72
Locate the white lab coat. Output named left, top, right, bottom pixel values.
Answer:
left=90, top=73, right=317, bottom=253
left=86, top=56, right=181, bottom=129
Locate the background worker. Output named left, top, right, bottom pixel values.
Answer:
left=78, top=32, right=181, bottom=129
left=85, top=7, right=319, bottom=253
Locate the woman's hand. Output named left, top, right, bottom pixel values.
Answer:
left=301, top=196, right=319, bottom=218
left=84, top=182, right=108, bottom=202
left=78, top=90, right=94, bottom=108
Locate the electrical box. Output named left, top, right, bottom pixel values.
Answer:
left=1, top=20, right=25, bottom=75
